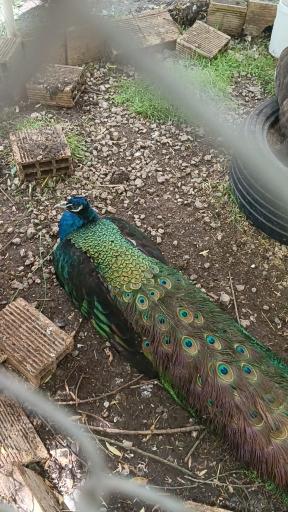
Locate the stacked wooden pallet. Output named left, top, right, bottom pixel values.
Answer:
left=10, top=126, right=73, bottom=182
left=0, top=298, right=74, bottom=509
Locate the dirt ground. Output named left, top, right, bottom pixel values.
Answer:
left=1, top=58, right=288, bottom=512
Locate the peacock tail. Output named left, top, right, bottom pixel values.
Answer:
left=53, top=208, right=288, bottom=488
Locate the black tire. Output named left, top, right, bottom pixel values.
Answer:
left=230, top=96, right=288, bottom=245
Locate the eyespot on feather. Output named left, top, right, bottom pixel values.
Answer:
left=162, top=335, right=172, bottom=350
left=248, top=409, right=264, bottom=428
left=182, top=336, right=198, bottom=355
left=158, top=277, right=172, bottom=289
left=216, top=363, right=234, bottom=383
left=241, top=364, right=257, bottom=381
left=123, top=291, right=133, bottom=303
left=156, top=313, right=169, bottom=330
left=177, top=307, right=193, bottom=323
left=205, top=334, right=222, bottom=350
left=147, top=288, right=161, bottom=301
left=270, top=425, right=288, bottom=441
left=235, top=344, right=249, bottom=359
left=194, top=311, right=204, bottom=325
left=136, top=294, right=149, bottom=310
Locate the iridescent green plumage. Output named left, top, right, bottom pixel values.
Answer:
left=53, top=197, right=288, bottom=489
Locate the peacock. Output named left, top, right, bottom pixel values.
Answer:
left=53, top=195, right=288, bottom=488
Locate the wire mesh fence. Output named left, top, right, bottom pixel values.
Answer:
left=0, top=1, right=287, bottom=510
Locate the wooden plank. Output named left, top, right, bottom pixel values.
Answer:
left=244, top=0, right=277, bottom=36
left=177, top=21, right=230, bottom=59
left=0, top=395, right=48, bottom=473
left=207, top=0, right=247, bottom=36
left=0, top=466, right=63, bottom=511
left=0, top=298, right=74, bottom=386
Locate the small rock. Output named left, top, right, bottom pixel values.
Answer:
left=195, top=198, right=204, bottom=209
left=235, top=284, right=245, bottom=292
left=220, top=292, right=230, bottom=306
left=240, top=319, right=251, bottom=328
left=12, top=238, right=21, bottom=245
left=27, top=227, right=36, bottom=240
left=135, top=178, right=144, bottom=188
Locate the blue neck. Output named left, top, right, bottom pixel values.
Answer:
left=59, top=208, right=99, bottom=241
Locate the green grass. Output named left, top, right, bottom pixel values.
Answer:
left=115, top=40, right=276, bottom=123
left=194, top=40, right=275, bottom=96
left=15, top=116, right=53, bottom=132
left=15, top=116, right=87, bottom=162
left=65, top=132, right=88, bottom=162
left=115, top=79, right=183, bottom=123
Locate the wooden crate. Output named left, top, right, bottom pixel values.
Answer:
left=112, top=9, right=180, bottom=53
left=177, top=21, right=231, bottom=59
left=207, top=0, right=247, bottom=36
left=244, top=0, right=277, bottom=36
left=10, top=126, right=73, bottom=182
left=66, top=21, right=106, bottom=65
left=0, top=37, right=24, bottom=103
left=26, top=64, right=85, bottom=107
left=0, top=298, right=74, bottom=384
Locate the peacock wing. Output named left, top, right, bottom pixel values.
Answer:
left=53, top=238, right=156, bottom=376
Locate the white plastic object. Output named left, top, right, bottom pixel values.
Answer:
left=269, top=0, right=288, bottom=58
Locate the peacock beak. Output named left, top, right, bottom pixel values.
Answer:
left=55, top=201, right=69, bottom=209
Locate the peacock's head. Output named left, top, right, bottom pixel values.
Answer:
left=58, top=195, right=91, bottom=214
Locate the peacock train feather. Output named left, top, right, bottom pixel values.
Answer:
left=53, top=195, right=288, bottom=488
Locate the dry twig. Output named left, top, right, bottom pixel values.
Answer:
left=184, top=430, right=206, bottom=463
left=82, top=420, right=203, bottom=436
left=58, top=374, right=144, bottom=405
left=228, top=271, right=240, bottom=324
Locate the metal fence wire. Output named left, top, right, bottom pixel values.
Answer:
left=0, top=1, right=287, bottom=510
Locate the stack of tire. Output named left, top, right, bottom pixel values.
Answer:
left=230, top=47, right=288, bottom=244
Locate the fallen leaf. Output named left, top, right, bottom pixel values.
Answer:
left=105, top=441, right=122, bottom=457
left=132, top=477, right=148, bottom=486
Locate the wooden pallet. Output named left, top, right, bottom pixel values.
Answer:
left=177, top=21, right=231, bottom=59
left=10, top=126, right=72, bottom=182
left=66, top=21, right=106, bottom=65
left=0, top=395, right=48, bottom=474
left=0, top=466, right=62, bottom=511
left=26, top=64, right=85, bottom=108
left=0, top=37, right=24, bottom=102
left=112, top=9, right=180, bottom=52
left=207, top=0, right=247, bottom=36
left=0, top=298, right=74, bottom=386
left=244, top=0, right=277, bottom=36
